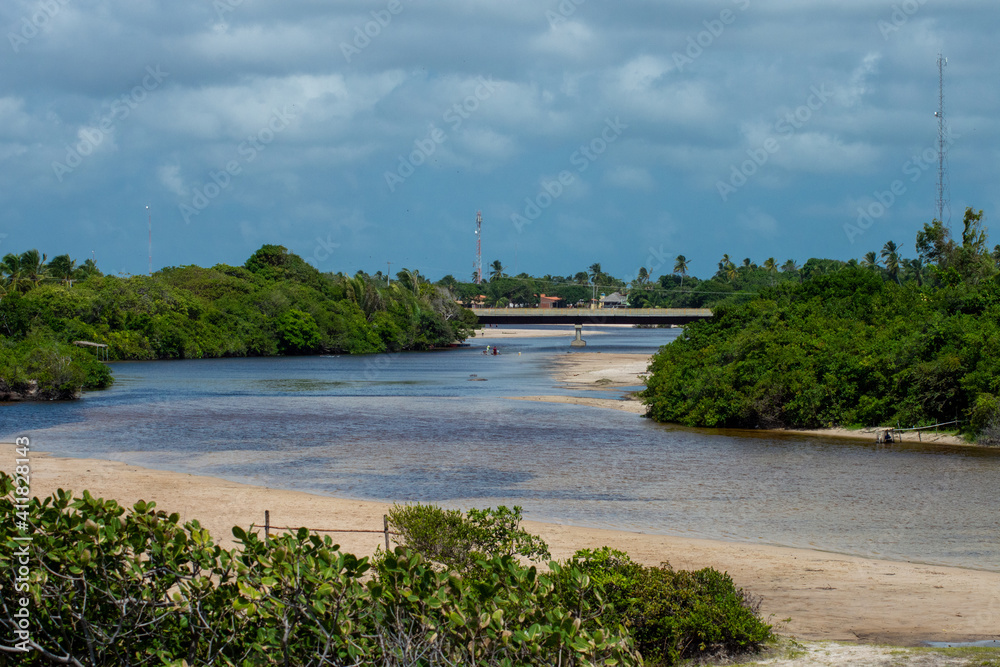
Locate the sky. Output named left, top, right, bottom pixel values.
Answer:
left=1, top=0, right=998, bottom=282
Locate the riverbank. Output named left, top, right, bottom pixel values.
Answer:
left=517, top=351, right=975, bottom=447
left=4, top=443, right=998, bottom=647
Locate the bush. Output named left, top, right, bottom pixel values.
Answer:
left=0, top=476, right=639, bottom=666
left=386, top=503, right=551, bottom=576
left=560, top=547, right=773, bottom=666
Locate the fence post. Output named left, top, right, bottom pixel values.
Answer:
left=265, top=510, right=270, bottom=542
left=383, top=514, right=390, bottom=552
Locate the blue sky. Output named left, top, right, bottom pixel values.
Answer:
left=2, top=0, right=997, bottom=281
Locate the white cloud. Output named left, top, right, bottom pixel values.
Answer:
left=158, top=164, right=185, bottom=197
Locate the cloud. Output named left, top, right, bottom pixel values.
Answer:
left=604, top=165, right=655, bottom=191
left=158, top=164, right=185, bottom=197
left=739, top=207, right=779, bottom=235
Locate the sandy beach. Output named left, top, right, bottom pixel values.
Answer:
left=4, top=443, right=999, bottom=647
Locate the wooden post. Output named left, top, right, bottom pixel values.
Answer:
left=383, top=515, right=390, bottom=551
left=265, top=510, right=270, bottom=542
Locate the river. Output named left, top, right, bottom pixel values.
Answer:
left=2, top=326, right=999, bottom=571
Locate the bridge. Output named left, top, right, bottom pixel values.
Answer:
left=473, top=308, right=712, bottom=346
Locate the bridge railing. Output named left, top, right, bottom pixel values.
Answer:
left=472, top=307, right=712, bottom=317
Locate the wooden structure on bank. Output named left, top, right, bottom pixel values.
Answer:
left=875, top=420, right=962, bottom=444
left=72, top=341, right=109, bottom=362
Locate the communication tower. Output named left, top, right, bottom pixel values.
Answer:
left=934, top=54, right=950, bottom=223
left=474, top=211, right=483, bottom=284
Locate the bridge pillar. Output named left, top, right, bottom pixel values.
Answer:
left=570, top=323, right=586, bottom=347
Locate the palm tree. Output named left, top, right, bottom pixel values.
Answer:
left=861, top=251, right=880, bottom=269
left=762, top=257, right=777, bottom=285
left=905, top=257, right=924, bottom=287
left=742, top=257, right=753, bottom=269
left=673, top=255, right=689, bottom=287
left=1, top=253, right=22, bottom=293
left=724, top=260, right=738, bottom=283
left=75, top=258, right=102, bottom=280
left=19, top=249, right=47, bottom=288
left=489, top=260, right=506, bottom=282
left=880, top=241, right=901, bottom=283
left=48, top=254, right=77, bottom=286
left=781, top=259, right=800, bottom=274
left=588, top=262, right=602, bottom=284
left=636, top=267, right=649, bottom=289
left=573, top=271, right=589, bottom=285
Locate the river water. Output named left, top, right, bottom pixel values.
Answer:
left=2, top=326, right=999, bottom=571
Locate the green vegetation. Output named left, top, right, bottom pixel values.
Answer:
left=388, top=505, right=773, bottom=666
left=643, top=208, right=1000, bottom=443
left=0, top=245, right=477, bottom=399
left=0, top=481, right=774, bottom=665
left=386, top=503, right=551, bottom=577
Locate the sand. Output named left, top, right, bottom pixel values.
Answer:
left=4, top=443, right=999, bottom=647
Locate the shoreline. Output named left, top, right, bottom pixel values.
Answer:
left=524, top=350, right=977, bottom=448
left=3, top=443, right=998, bottom=646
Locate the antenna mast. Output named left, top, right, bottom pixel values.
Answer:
left=147, top=205, right=152, bottom=276
left=474, top=210, right=483, bottom=284
left=934, top=54, right=950, bottom=223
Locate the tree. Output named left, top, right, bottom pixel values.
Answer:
left=75, top=258, right=103, bottom=280
left=635, top=267, right=649, bottom=289
left=48, top=254, right=77, bottom=286
left=19, top=249, right=47, bottom=288
left=781, top=259, right=800, bottom=274
left=275, top=309, right=322, bottom=354
left=916, top=208, right=995, bottom=283
left=881, top=241, right=901, bottom=284
left=673, top=255, right=689, bottom=287
left=0, top=253, right=22, bottom=293
left=724, top=260, right=738, bottom=283
left=489, top=260, right=506, bottom=282
left=573, top=271, right=589, bottom=285
left=861, top=251, right=880, bottom=270
left=762, top=257, right=777, bottom=285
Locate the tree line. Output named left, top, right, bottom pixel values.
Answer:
left=642, top=208, right=1000, bottom=443
left=0, top=244, right=477, bottom=399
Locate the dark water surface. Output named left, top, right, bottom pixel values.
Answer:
left=3, top=326, right=999, bottom=571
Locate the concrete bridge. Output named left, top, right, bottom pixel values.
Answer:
left=473, top=307, right=712, bottom=346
